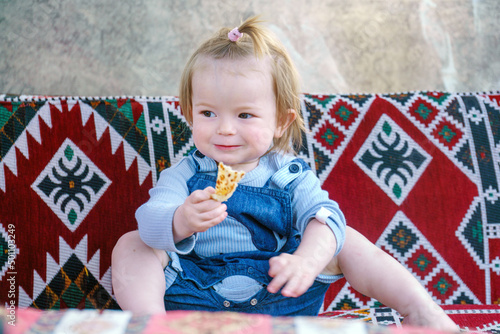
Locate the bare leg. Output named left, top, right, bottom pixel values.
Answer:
left=325, top=227, right=457, bottom=331
left=111, top=230, right=168, bottom=315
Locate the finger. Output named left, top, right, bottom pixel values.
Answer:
left=268, top=256, right=287, bottom=278
left=267, top=274, right=288, bottom=294
left=204, top=209, right=228, bottom=227
left=190, top=189, right=212, bottom=203
left=193, top=204, right=227, bottom=231
left=281, top=275, right=312, bottom=298
left=198, top=203, right=227, bottom=220
left=191, top=211, right=228, bottom=233
left=191, top=193, right=226, bottom=213
left=204, top=186, right=218, bottom=202
left=204, top=186, right=216, bottom=194
left=267, top=258, right=292, bottom=294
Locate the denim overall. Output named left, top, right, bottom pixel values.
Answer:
left=163, top=153, right=330, bottom=316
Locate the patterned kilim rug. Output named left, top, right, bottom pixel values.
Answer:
left=0, top=92, right=499, bottom=331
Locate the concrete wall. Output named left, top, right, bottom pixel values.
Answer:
left=1, top=0, right=499, bottom=96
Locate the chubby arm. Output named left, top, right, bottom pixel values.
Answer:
left=267, top=218, right=337, bottom=297
left=291, top=169, right=346, bottom=255
left=136, top=157, right=228, bottom=252
left=136, top=159, right=195, bottom=252
left=172, top=187, right=227, bottom=243
left=266, top=164, right=346, bottom=297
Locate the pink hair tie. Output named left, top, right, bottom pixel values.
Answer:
left=228, top=27, right=242, bottom=42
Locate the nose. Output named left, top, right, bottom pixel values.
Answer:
left=217, top=117, right=236, bottom=135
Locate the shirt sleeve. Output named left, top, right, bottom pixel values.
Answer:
left=135, top=158, right=196, bottom=254
left=290, top=168, right=346, bottom=256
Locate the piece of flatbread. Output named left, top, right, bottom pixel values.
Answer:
left=210, top=162, right=245, bottom=202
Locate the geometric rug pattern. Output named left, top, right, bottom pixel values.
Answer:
left=317, top=92, right=500, bottom=311
left=31, top=138, right=112, bottom=232
left=324, top=210, right=481, bottom=313
left=1, top=92, right=499, bottom=328
left=17, top=235, right=118, bottom=310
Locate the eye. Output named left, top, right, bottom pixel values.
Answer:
left=238, top=113, right=253, bottom=119
left=201, top=111, right=215, bottom=118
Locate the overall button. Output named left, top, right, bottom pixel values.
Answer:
left=247, top=267, right=254, bottom=274
left=219, top=268, right=226, bottom=275
left=250, top=298, right=258, bottom=306
left=289, top=163, right=300, bottom=173
left=223, top=300, right=231, bottom=308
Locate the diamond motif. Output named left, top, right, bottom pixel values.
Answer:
left=414, top=254, right=431, bottom=271
left=315, top=121, right=346, bottom=154
left=376, top=211, right=480, bottom=304
left=385, top=221, right=418, bottom=257
left=409, top=98, right=439, bottom=126
left=329, top=100, right=359, bottom=129
left=31, top=138, right=111, bottom=232
left=406, top=246, right=438, bottom=279
left=150, top=116, right=166, bottom=135
left=432, top=119, right=463, bottom=149
left=353, top=114, right=432, bottom=205
left=434, top=278, right=452, bottom=294
left=484, top=185, right=500, bottom=204
left=467, top=106, right=486, bottom=126
left=427, top=270, right=459, bottom=303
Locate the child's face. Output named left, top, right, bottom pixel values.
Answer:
left=191, top=56, right=286, bottom=172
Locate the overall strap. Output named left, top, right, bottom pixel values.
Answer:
left=265, top=158, right=311, bottom=190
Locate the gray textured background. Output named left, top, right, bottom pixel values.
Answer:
left=1, top=0, right=499, bottom=96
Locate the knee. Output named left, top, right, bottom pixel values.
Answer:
left=112, top=230, right=169, bottom=268
left=112, top=230, right=142, bottom=258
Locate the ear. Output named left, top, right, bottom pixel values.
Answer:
left=274, top=109, right=297, bottom=138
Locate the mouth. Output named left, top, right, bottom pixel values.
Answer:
left=214, top=144, right=241, bottom=151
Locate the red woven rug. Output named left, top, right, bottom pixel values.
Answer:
left=309, top=93, right=500, bottom=311
left=0, top=92, right=499, bottom=331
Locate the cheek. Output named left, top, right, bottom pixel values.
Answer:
left=192, top=123, right=209, bottom=144
left=247, top=127, right=275, bottom=147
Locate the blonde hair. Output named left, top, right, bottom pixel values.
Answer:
left=179, top=16, right=305, bottom=153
